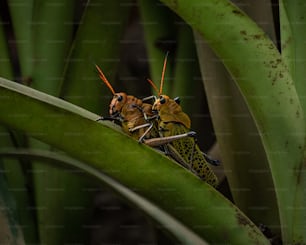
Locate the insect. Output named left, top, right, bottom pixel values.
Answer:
left=95, top=64, right=158, bottom=141
left=143, top=54, right=219, bottom=187
left=96, top=63, right=219, bottom=180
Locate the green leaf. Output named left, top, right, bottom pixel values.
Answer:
left=138, top=0, right=175, bottom=95
left=279, top=1, right=306, bottom=242
left=29, top=1, right=82, bottom=244
left=60, top=0, right=132, bottom=113
left=280, top=0, right=306, bottom=113
left=0, top=171, right=25, bottom=245
left=194, top=32, right=280, bottom=235
left=0, top=127, right=38, bottom=243
left=0, top=148, right=210, bottom=245
left=0, top=77, right=270, bottom=244
left=31, top=0, right=75, bottom=94
left=30, top=1, right=132, bottom=243
left=172, top=23, right=210, bottom=144
left=0, top=16, right=13, bottom=79
left=159, top=0, right=306, bottom=243
left=8, top=0, right=34, bottom=77
left=1, top=11, right=37, bottom=243
left=194, top=0, right=281, bottom=236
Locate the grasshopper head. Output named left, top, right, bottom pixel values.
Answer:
left=109, top=92, right=127, bottom=116
left=152, top=95, right=170, bottom=112
left=152, top=94, right=190, bottom=128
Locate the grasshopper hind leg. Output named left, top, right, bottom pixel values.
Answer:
left=170, top=131, right=219, bottom=187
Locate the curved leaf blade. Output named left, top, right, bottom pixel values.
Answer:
left=0, top=77, right=269, bottom=244
left=159, top=0, right=306, bottom=243
left=0, top=148, right=210, bottom=245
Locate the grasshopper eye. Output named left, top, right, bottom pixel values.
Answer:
left=117, top=95, right=123, bottom=102
left=159, top=96, right=166, bottom=104
left=174, top=97, right=180, bottom=104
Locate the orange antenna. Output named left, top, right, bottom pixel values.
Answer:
left=159, top=52, right=169, bottom=96
left=95, top=64, right=116, bottom=95
left=147, top=78, right=159, bottom=94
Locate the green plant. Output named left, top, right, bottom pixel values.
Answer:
left=0, top=0, right=305, bottom=244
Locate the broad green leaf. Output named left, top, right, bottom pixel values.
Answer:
left=280, top=0, right=306, bottom=113
left=0, top=148, right=210, bottom=245
left=0, top=77, right=270, bottom=244
left=279, top=1, right=306, bottom=242
left=195, top=33, right=280, bottom=235
left=159, top=0, right=306, bottom=243
left=194, top=0, right=280, bottom=237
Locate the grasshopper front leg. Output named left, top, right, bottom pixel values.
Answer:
left=127, top=103, right=159, bottom=142
left=96, top=115, right=123, bottom=124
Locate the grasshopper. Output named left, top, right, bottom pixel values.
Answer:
left=95, top=64, right=158, bottom=141
left=96, top=64, right=219, bottom=181
left=143, top=54, right=219, bottom=187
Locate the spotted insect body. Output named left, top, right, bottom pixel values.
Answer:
left=152, top=95, right=218, bottom=187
